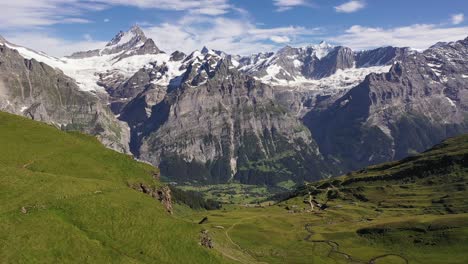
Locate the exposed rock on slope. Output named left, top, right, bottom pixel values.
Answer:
left=133, top=183, right=173, bottom=214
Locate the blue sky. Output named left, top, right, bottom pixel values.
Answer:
left=1, top=0, right=467, bottom=56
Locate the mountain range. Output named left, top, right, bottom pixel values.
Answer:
left=1, top=25, right=467, bottom=187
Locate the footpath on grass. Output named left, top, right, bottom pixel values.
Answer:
left=304, top=223, right=409, bottom=264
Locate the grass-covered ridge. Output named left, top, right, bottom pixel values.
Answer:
left=0, top=111, right=229, bottom=263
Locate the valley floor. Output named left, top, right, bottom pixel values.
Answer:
left=174, top=135, right=468, bottom=263
left=178, top=201, right=468, bottom=264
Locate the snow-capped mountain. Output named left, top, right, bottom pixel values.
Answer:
left=1, top=25, right=467, bottom=187
left=305, top=37, right=468, bottom=172
left=1, top=26, right=170, bottom=92
left=1, top=26, right=403, bottom=96
left=238, top=42, right=407, bottom=90
left=1, top=25, right=406, bottom=117
left=68, top=25, right=161, bottom=59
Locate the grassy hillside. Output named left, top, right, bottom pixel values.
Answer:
left=2, top=109, right=467, bottom=264
left=183, top=134, right=468, bottom=264
left=0, top=111, right=229, bottom=263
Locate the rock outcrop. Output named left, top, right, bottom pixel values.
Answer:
left=133, top=183, right=173, bottom=214
left=200, top=230, right=214, bottom=249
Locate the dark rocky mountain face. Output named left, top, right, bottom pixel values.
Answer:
left=304, top=38, right=468, bottom=172
left=355, top=46, right=408, bottom=67
left=118, top=53, right=333, bottom=185
left=0, top=44, right=130, bottom=153
left=307, top=46, right=355, bottom=79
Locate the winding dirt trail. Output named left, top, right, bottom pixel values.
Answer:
left=22, top=160, right=35, bottom=169
left=303, top=223, right=409, bottom=264
left=223, top=215, right=269, bottom=264
left=369, top=254, right=409, bottom=264
left=304, top=223, right=359, bottom=262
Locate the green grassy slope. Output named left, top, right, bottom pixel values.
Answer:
left=299, top=133, right=468, bottom=215
left=0, top=111, right=229, bottom=263
left=184, top=134, right=468, bottom=264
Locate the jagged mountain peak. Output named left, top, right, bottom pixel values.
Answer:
left=201, top=46, right=210, bottom=54
left=200, top=46, right=227, bottom=57
left=318, top=40, right=331, bottom=46
left=0, top=35, right=6, bottom=44
left=106, top=25, right=147, bottom=47
left=170, top=50, right=186, bottom=61
left=68, top=25, right=162, bottom=59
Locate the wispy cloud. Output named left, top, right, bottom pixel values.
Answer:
left=100, top=0, right=233, bottom=16
left=4, top=32, right=107, bottom=57
left=0, top=0, right=102, bottom=28
left=334, top=1, right=365, bottom=13
left=270, top=36, right=291, bottom=43
left=273, top=0, right=314, bottom=12
left=0, top=0, right=234, bottom=29
left=143, top=15, right=321, bottom=55
left=0, top=0, right=323, bottom=56
left=328, top=24, right=468, bottom=50
left=451, top=13, right=464, bottom=25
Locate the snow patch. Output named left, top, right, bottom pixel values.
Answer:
left=446, top=97, right=456, bottom=107
left=312, top=41, right=334, bottom=59
left=293, top=59, right=302, bottom=68
left=263, top=65, right=282, bottom=82
left=377, top=125, right=392, bottom=138
left=231, top=58, right=239, bottom=68
left=263, top=65, right=392, bottom=91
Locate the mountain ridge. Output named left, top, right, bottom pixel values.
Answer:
left=1, top=26, right=467, bottom=186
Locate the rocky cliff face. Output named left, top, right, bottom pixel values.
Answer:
left=120, top=52, right=332, bottom=185
left=0, top=42, right=130, bottom=153
left=304, top=38, right=468, bottom=172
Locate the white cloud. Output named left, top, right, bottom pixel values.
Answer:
left=0, top=0, right=321, bottom=56
left=99, top=0, right=232, bottom=16
left=270, top=36, right=291, bottom=43
left=0, top=0, right=233, bottom=29
left=0, top=0, right=100, bottom=28
left=104, top=18, right=110, bottom=23
left=143, top=16, right=321, bottom=55
left=334, top=1, right=365, bottom=13
left=4, top=32, right=107, bottom=57
left=451, top=13, right=464, bottom=25
left=273, top=0, right=313, bottom=12
left=83, top=34, right=93, bottom=41
left=328, top=24, right=468, bottom=50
